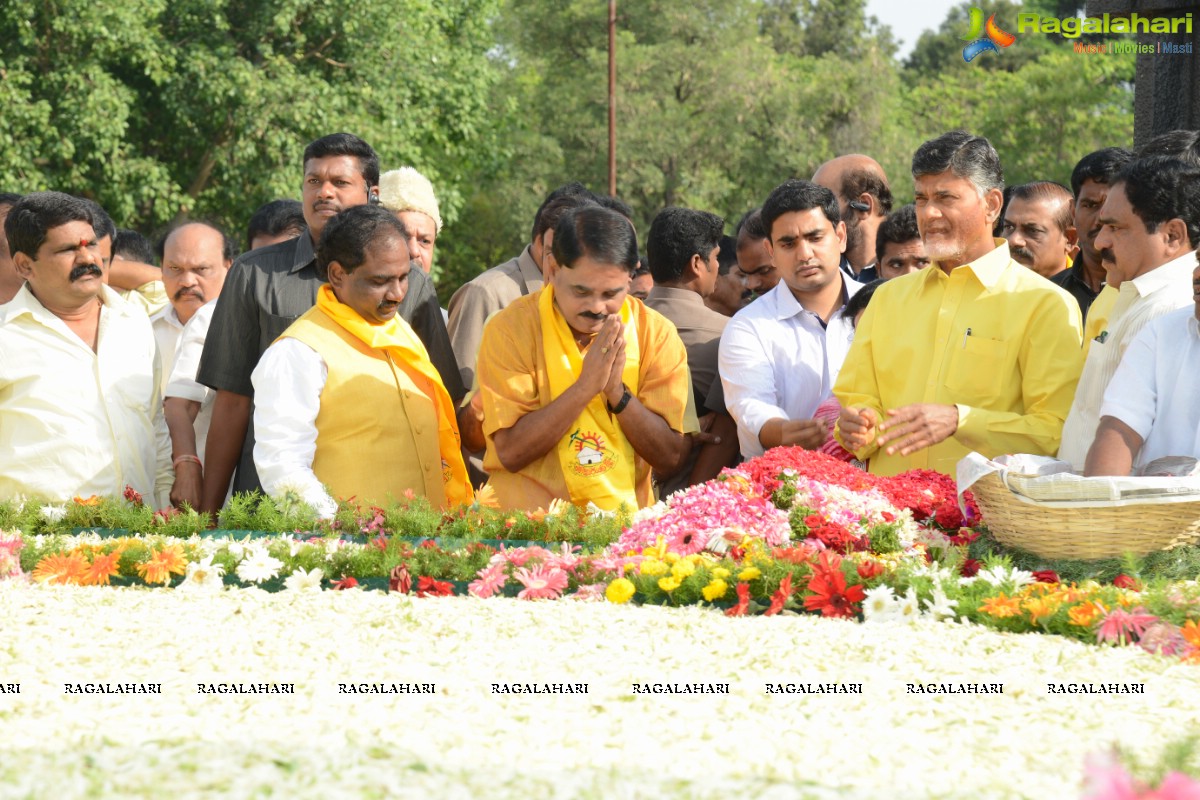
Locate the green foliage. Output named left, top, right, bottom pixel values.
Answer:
left=0, top=0, right=504, bottom=241
left=218, top=491, right=319, bottom=533
left=867, top=522, right=903, bottom=555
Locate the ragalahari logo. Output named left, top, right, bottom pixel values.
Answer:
left=961, top=7, right=1016, bottom=62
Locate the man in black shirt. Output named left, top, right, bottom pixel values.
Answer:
left=196, top=133, right=463, bottom=514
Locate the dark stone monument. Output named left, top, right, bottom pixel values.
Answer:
left=1086, top=0, right=1200, bottom=146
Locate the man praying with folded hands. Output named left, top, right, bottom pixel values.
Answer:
left=476, top=204, right=695, bottom=511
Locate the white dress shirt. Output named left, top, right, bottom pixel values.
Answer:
left=0, top=284, right=173, bottom=505
left=165, top=301, right=216, bottom=464
left=719, top=276, right=861, bottom=458
left=250, top=338, right=337, bottom=519
left=150, top=304, right=184, bottom=394
left=1099, top=306, right=1200, bottom=471
left=1059, top=251, right=1195, bottom=469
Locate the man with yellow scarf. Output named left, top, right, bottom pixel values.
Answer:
left=477, top=204, right=694, bottom=511
left=251, top=205, right=472, bottom=518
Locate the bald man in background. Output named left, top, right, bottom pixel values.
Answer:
left=812, top=154, right=893, bottom=283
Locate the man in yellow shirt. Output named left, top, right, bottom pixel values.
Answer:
left=835, top=131, right=1083, bottom=476
left=251, top=205, right=471, bottom=518
left=477, top=205, right=694, bottom=511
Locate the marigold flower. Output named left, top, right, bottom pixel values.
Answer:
left=737, top=567, right=761, bottom=582
left=605, top=577, right=636, bottom=604
left=657, top=576, right=682, bottom=593
left=978, top=593, right=1021, bottom=618
left=701, top=579, right=727, bottom=602
left=72, top=495, right=102, bottom=506
left=711, top=567, right=731, bottom=580
left=670, top=559, right=695, bottom=579
left=1022, top=596, right=1059, bottom=625
left=639, top=558, right=668, bottom=576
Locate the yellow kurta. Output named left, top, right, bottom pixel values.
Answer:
left=477, top=290, right=693, bottom=510
left=282, top=307, right=449, bottom=507
left=833, top=240, right=1083, bottom=476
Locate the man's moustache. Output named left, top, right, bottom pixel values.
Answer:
left=69, top=264, right=103, bottom=282
left=174, top=288, right=204, bottom=301
left=1010, top=247, right=1035, bottom=264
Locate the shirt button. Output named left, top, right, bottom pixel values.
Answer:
left=414, top=427, right=422, bottom=435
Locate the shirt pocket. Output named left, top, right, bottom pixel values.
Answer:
left=944, top=334, right=1010, bottom=408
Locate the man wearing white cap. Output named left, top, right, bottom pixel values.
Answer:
left=378, top=167, right=443, bottom=275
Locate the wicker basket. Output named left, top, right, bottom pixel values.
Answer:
left=971, top=472, right=1200, bottom=560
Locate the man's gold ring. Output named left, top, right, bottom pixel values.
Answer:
left=601, top=346, right=610, bottom=354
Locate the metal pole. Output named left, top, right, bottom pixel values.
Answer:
left=608, top=0, right=617, bottom=196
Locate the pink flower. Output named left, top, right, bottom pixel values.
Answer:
left=1096, top=607, right=1158, bottom=646
left=514, top=565, right=569, bottom=600
left=569, top=583, right=607, bottom=601
left=1082, top=751, right=1200, bottom=800
left=1137, top=622, right=1188, bottom=657
left=0, top=533, right=24, bottom=579
left=468, top=565, right=507, bottom=599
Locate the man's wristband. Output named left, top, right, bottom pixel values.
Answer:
left=173, top=454, right=203, bottom=470
left=607, top=384, right=633, bottom=415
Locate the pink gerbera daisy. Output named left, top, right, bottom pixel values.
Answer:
left=1096, top=607, right=1158, bottom=646
left=513, top=565, right=569, bottom=600
left=468, top=565, right=508, bottom=599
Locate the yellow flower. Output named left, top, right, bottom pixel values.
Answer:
left=702, top=579, right=728, bottom=602
left=670, top=559, right=695, bottom=579
left=472, top=483, right=501, bottom=509
left=711, top=567, right=731, bottom=580
left=1069, top=601, right=1107, bottom=627
left=664, top=552, right=680, bottom=565
left=639, top=558, right=668, bottom=576
left=605, top=578, right=636, bottom=604
left=658, top=576, right=682, bottom=593
left=978, top=593, right=1022, bottom=618
left=737, top=567, right=761, bottom=582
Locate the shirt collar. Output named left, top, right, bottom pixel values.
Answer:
left=289, top=230, right=317, bottom=275
left=150, top=304, right=182, bottom=328
left=768, top=271, right=857, bottom=322
left=926, top=238, right=1012, bottom=289
left=517, top=245, right=544, bottom=293
left=648, top=285, right=705, bottom=306
left=0, top=283, right=131, bottom=326
left=1128, top=249, right=1197, bottom=296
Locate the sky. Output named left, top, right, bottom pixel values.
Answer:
left=866, top=0, right=964, bottom=58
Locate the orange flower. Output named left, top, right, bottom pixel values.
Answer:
left=1182, top=620, right=1200, bottom=649
left=473, top=484, right=501, bottom=509
left=31, top=552, right=90, bottom=585
left=1069, top=602, right=1107, bottom=628
left=1023, top=596, right=1060, bottom=625
left=978, top=593, right=1022, bottom=618
left=72, top=495, right=102, bottom=506
left=136, top=544, right=188, bottom=585
left=82, top=551, right=122, bottom=586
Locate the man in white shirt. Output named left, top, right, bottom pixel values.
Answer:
left=165, top=300, right=219, bottom=510
left=0, top=192, right=172, bottom=505
left=151, top=222, right=233, bottom=392
left=1085, top=262, right=1200, bottom=475
left=1058, top=156, right=1200, bottom=469
left=719, top=179, right=861, bottom=459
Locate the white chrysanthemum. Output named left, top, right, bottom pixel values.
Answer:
left=235, top=547, right=282, bottom=584
left=178, top=556, right=225, bottom=593
left=897, top=588, right=920, bottom=619
left=39, top=504, right=67, bottom=522
left=923, top=587, right=958, bottom=621
left=862, top=585, right=900, bottom=623
left=979, top=565, right=1034, bottom=590
left=284, top=567, right=324, bottom=592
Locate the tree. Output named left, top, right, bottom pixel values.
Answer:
left=0, top=0, right=504, bottom=243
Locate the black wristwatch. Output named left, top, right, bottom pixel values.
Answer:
left=607, top=384, right=633, bottom=415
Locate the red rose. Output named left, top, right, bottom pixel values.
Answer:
left=1113, top=574, right=1140, bottom=591
left=1032, top=570, right=1060, bottom=584
left=960, top=558, right=982, bottom=578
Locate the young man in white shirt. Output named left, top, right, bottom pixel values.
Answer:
left=0, top=192, right=171, bottom=505
left=718, top=179, right=860, bottom=460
